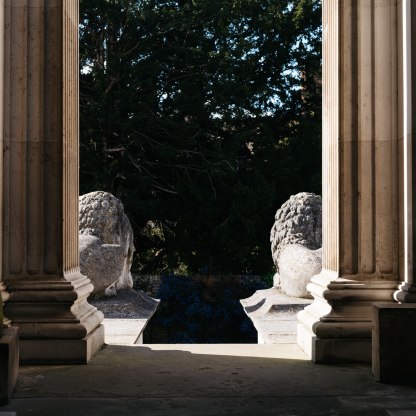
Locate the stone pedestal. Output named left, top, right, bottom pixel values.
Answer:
left=373, top=303, right=416, bottom=383
left=0, top=327, right=18, bottom=405
left=241, top=288, right=311, bottom=344
left=297, top=0, right=402, bottom=362
left=0, top=1, right=104, bottom=363
left=89, top=289, right=160, bottom=345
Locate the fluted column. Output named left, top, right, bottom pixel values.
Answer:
left=2, top=0, right=104, bottom=363
left=0, top=0, right=9, bottom=331
left=298, top=0, right=401, bottom=363
left=394, top=0, right=416, bottom=302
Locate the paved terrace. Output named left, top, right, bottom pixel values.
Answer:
left=2, top=343, right=416, bottom=416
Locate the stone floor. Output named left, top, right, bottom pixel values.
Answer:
left=2, top=343, right=416, bottom=416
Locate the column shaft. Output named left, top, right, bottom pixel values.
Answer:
left=298, top=0, right=400, bottom=363
left=2, top=0, right=103, bottom=363
left=0, top=0, right=8, bottom=328
left=395, top=0, right=416, bottom=302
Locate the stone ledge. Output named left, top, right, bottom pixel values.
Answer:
left=0, top=327, right=19, bottom=406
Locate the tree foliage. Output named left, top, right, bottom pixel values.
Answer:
left=79, top=0, right=322, bottom=275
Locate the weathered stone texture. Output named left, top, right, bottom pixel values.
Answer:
left=270, top=193, right=322, bottom=298
left=297, top=0, right=401, bottom=363
left=270, top=192, right=322, bottom=271
left=79, top=192, right=135, bottom=298
left=0, top=1, right=104, bottom=363
left=278, top=245, right=322, bottom=298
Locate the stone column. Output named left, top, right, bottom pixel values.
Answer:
left=2, top=0, right=104, bottom=363
left=297, top=0, right=401, bottom=363
left=0, top=0, right=9, bottom=330
left=394, top=0, right=416, bottom=303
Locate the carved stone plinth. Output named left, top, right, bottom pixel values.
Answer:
left=298, top=274, right=398, bottom=362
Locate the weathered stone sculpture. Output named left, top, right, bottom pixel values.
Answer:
left=270, top=192, right=322, bottom=298
left=79, top=191, right=135, bottom=298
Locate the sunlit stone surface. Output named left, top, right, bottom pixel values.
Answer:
left=1, top=1, right=104, bottom=364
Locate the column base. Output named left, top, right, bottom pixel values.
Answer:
left=0, top=327, right=19, bottom=406
left=296, top=272, right=397, bottom=363
left=394, top=283, right=416, bottom=302
left=297, top=322, right=371, bottom=363
left=18, top=324, right=104, bottom=364
left=5, top=276, right=105, bottom=364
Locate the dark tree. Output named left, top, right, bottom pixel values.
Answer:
left=79, top=0, right=322, bottom=275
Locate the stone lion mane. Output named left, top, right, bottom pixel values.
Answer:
left=270, top=192, right=322, bottom=298
left=270, top=192, right=322, bottom=273
left=79, top=191, right=135, bottom=298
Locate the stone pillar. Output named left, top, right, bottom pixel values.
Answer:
left=297, top=0, right=401, bottom=363
left=394, top=0, right=416, bottom=303
left=0, top=0, right=10, bottom=331
left=2, top=0, right=104, bottom=363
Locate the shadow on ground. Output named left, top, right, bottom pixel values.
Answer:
left=2, top=344, right=416, bottom=416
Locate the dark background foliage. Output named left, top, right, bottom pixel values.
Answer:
left=79, top=0, right=322, bottom=276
